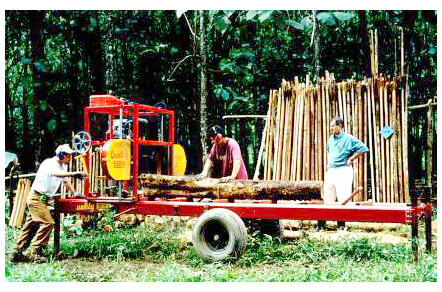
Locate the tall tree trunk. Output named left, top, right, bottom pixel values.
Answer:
left=313, top=12, right=322, bottom=78
left=28, top=10, right=46, bottom=172
left=358, top=10, right=369, bottom=76
left=199, top=10, right=209, bottom=158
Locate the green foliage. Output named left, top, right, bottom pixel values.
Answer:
left=4, top=10, right=437, bottom=178
left=6, top=263, right=68, bottom=282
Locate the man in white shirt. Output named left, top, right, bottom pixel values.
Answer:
left=10, top=144, right=85, bottom=263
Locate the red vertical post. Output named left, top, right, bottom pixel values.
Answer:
left=169, top=110, right=175, bottom=175
left=84, top=107, right=90, bottom=197
left=133, top=105, right=139, bottom=201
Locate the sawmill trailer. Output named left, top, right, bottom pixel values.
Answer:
left=54, top=96, right=434, bottom=261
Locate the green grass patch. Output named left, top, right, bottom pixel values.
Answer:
left=5, top=218, right=437, bottom=282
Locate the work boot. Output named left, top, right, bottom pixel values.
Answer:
left=54, top=250, right=67, bottom=260
left=317, top=220, right=327, bottom=230
left=29, top=249, right=49, bottom=263
left=337, top=221, right=346, bottom=230
left=9, top=250, right=30, bottom=263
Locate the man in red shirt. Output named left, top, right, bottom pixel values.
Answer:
left=196, top=125, right=248, bottom=182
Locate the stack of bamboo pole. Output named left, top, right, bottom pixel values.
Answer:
left=260, top=31, right=408, bottom=203
left=70, top=143, right=107, bottom=196
left=9, top=178, right=32, bottom=227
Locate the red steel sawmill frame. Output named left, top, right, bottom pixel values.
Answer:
left=54, top=98, right=434, bottom=262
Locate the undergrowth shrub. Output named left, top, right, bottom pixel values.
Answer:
left=59, top=225, right=186, bottom=260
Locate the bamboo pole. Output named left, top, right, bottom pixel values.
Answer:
left=88, top=147, right=92, bottom=194
left=291, top=84, right=301, bottom=180
left=325, top=73, right=331, bottom=169
left=370, top=30, right=375, bottom=76
left=379, top=77, right=386, bottom=202
left=265, top=91, right=276, bottom=180
left=281, top=91, right=289, bottom=180
left=397, top=83, right=404, bottom=202
left=321, top=77, right=327, bottom=174
left=403, top=76, right=409, bottom=202
left=296, top=85, right=305, bottom=180
left=310, top=86, right=315, bottom=180
left=276, top=88, right=285, bottom=180
left=383, top=81, right=391, bottom=202
left=372, top=79, right=382, bottom=202
left=99, top=147, right=104, bottom=196
left=355, top=84, right=361, bottom=198
left=387, top=82, right=394, bottom=202
left=263, top=92, right=270, bottom=180
left=286, top=91, right=294, bottom=180
left=91, top=152, right=95, bottom=195
left=367, top=81, right=375, bottom=202
left=361, top=83, right=367, bottom=201
left=318, top=82, right=324, bottom=181
left=272, top=90, right=282, bottom=180
left=338, top=83, right=344, bottom=120
left=254, top=110, right=269, bottom=180
left=303, top=78, right=311, bottom=180
left=313, top=87, right=319, bottom=181
left=391, top=81, right=398, bottom=203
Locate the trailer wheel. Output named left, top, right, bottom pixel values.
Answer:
left=192, top=208, right=247, bottom=261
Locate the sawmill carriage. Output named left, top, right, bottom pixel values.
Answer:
left=54, top=95, right=433, bottom=262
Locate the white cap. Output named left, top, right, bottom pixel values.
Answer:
left=55, top=144, right=75, bottom=155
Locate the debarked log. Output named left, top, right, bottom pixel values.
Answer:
left=140, top=174, right=323, bottom=200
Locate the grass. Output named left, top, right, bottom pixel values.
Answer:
left=4, top=216, right=437, bottom=282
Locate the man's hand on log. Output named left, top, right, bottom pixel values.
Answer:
left=194, top=173, right=207, bottom=181
left=219, top=176, right=234, bottom=183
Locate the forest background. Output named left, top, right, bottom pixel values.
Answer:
left=4, top=10, right=437, bottom=190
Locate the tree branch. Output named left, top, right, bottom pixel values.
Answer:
left=167, top=54, right=194, bottom=81
left=184, top=12, right=198, bottom=40
left=310, top=10, right=316, bottom=47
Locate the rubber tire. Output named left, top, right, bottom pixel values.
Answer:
left=192, top=208, right=248, bottom=261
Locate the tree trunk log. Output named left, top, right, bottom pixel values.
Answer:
left=140, top=174, right=323, bottom=200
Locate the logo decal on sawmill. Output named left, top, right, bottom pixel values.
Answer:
left=101, top=139, right=131, bottom=180
left=75, top=202, right=115, bottom=212
left=76, top=202, right=95, bottom=212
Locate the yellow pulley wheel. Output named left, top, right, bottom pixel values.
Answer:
left=173, top=144, right=187, bottom=176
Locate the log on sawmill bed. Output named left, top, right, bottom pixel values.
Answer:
left=140, top=174, right=323, bottom=200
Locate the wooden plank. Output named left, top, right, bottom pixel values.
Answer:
left=9, top=179, right=23, bottom=226
left=16, top=179, right=31, bottom=227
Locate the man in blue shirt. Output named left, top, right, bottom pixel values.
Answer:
left=324, top=117, right=369, bottom=204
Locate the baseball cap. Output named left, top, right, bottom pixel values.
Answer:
left=55, top=144, right=75, bottom=155
left=207, top=125, right=224, bottom=139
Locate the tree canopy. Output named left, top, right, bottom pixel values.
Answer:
left=5, top=10, right=437, bottom=183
